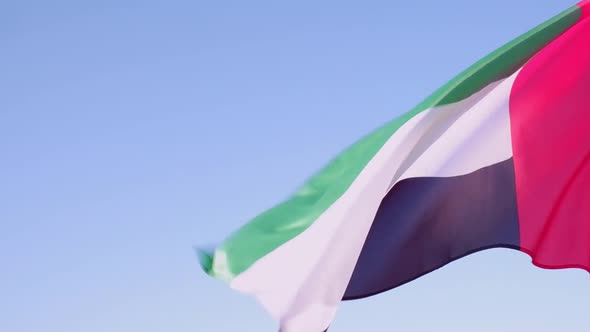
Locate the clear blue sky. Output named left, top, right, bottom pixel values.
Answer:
left=2, top=0, right=589, bottom=331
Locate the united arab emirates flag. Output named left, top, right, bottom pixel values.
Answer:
left=198, top=1, right=590, bottom=331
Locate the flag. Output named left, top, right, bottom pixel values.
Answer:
left=198, top=1, right=590, bottom=331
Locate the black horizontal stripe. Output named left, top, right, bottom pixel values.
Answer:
left=343, top=158, right=520, bottom=300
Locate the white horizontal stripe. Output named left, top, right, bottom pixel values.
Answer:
left=231, top=104, right=429, bottom=330
left=395, top=71, right=517, bottom=183
left=230, top=71, right=519, bottom=332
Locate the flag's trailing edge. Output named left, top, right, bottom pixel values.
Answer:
left=198, top=1, right=590, bottom=331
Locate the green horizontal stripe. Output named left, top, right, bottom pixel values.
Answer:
left=200, top=5, right=581, bottom=282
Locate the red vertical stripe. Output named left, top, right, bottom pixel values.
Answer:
left=580, top=0, right=590, bottom=18
left=509, top=15, right=590, bottom=270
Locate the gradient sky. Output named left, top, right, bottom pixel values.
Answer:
left=2, top=1, right=589, bottom=331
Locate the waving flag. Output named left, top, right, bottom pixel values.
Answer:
left=198, top=1, right=590, bottom=331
